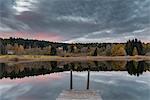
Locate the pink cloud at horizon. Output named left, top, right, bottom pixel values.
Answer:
left=0, top=32, right=63, bottom=42
left=34, top=33, right=63, bottom=42
left=0, top=32, right=149, bottom=43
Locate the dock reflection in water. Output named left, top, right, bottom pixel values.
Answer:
left=57, top=69, right=103, bottom=100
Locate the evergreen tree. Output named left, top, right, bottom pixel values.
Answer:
left=93, top=48, right=98, bottom=56
left=63, top=45, right=68, bottom=52
left=0, top=39, right=6, bottom=55
left=125, top=40, right=134, bottom=55
left=70, top=45, right=74, bottom=53
left=136, top=40, right=145, bottom=55
left=125, top=39, right=145, bottom=56
left=50, top=46, right=57, bottom=56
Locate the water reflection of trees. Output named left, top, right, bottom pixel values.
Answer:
left=0, top=61, right=64, bottom=79
left=0, top=61, right=149, bottom=79
left=126, top=61, right=149, bottom=76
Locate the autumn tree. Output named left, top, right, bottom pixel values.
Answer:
left=18, top=45, right=24, bottom=54
left=6, top=44, right=13, bottom=50
left=14, top=43, right=19, bottom=54
left=44, top=45, right=51, bottom=55
left=111, top=44, right=126, bottom=56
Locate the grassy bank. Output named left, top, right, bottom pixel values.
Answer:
left=0, top=55, right=150, bottom=63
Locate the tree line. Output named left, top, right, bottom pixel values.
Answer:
left=0, top=37, right=150, bottom=56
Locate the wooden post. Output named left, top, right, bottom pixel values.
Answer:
left=70, top=70, right=73, bottom=90
left=87, top=70, right=90, bottom=90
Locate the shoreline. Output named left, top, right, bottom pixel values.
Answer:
left=0, top=55, right=150, bottom=63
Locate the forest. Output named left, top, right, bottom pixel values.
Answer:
left=0, top=37, right=150, bottom=56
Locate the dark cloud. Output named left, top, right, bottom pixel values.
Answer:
left=0, top=0, right=150, bottom=42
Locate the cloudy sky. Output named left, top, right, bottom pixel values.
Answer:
left=0, top=0, right=150, bottom=43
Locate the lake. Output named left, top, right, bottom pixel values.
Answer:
left=0, top=61, right=150, bottom=100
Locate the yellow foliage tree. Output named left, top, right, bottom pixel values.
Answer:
left=111, top=44, right=126, bottom=56
left=6, top=44, right=13, bottom=50
left=14, top=43, right=19, bottom=54
left=20, top=45, right=24, bottom=51
left=18, top=45, right=24, bottom=54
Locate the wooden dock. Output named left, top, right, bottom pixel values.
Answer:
left=56, top=90, right=102, bottom=100
left=56, top=71, right=102, bottom=100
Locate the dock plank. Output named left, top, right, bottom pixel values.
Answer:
left=56, top=90, right=102, bottom=100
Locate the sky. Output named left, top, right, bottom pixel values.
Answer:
left=0, top=0, right=150, bottom=43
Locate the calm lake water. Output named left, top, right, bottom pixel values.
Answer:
left=0, top=61, right=150, bottom=100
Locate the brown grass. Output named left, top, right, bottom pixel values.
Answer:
left=0, top=55, right=150, bottom=63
